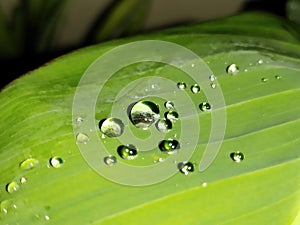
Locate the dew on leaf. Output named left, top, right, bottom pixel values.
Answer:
left=177, top=82, right=186, bottom=90
left=20, top=177, right=27, bottom=184
left=164, top=101, right=174, bottom=110
left=19, top=158, right=39, bottom=170
left=159, top=139, right=180, bottom=154
left=261, top=77, right=268, bottom=82
left=191, top=84, right=200, bottom=93
left=99, top=117, right=124, bottom=137
left=156, top=119, right=172, bottom=133
left=104, top=155, right=117, bottom=166
left=275, top=75, right=282, bottom=80
left=165, top=111, right=179, bottom=122
left=178, top=162, right=194, bottom=175
left=209, top=74, right=216, bottom=81
left=49, top=156, right=64, bottom=168
left=76, top=132, right=89, bottom=144
left=6, top=181, right=20, bottom=194
left=226, top=64, right=239, bottom=75
left=199, top=102, right=211, bottom=111
left=117, top=145, right=138, bottom=160
left=230, top=151, right=244, bottom=162
left=129, top=101, right=160, bottom=130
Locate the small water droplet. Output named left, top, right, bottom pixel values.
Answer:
left=230, top=151, right=244, bottom=163
left=179, top=162, right=194, bottom=175
left=177, top=82, right=186, bottom=90
left=19, top=158, right=39, bottom=170
left=191, top=63, right=195, bottom=67
left=6, top=181, right=20, bottom=194
left=20, top=177, right=27, bottom=184
left=199, top=102, right=211, bottom=111
left=104, top=155, right=117, bottom=166
left=117, top=145, right=138, bottom=160
left=226, top=64, right=239, bottom=75
left=258, top=59, right=263, bottom=64
left=45, top=215, right=50, bottom=221
left=1, top=200, right=12, bottom=214
left=76, top=132, right=89, bottom=144
left=164, top=101, right=174, bottom=110
left=159, top=139, right=180, bottom=154
left=156, top=119, right=172, bottom=133
left=202, top=182, right=208, bottom=187
left=75, top=117, right=83, bottom=124
left=191, top=84, right=200, bottom=94
left=209, top=75, right=216, bottom=81
left=210, top=83, right=216, bottom=89
left=165, top=111, right=179, bottom=122
left=49, top=156, right=64, bottom=168
left=129, top=101, right=160, bottom=130
left=261, top=77, right=268, bottom=82
left=99, top=117, right=124, bottom=137
left=275, top=75, right=282, bottom=80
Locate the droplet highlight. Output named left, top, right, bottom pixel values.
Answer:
left=117, top=145, right=138, bottom=160
left=191, top=84, right=200, bottom=94
left=261, top=77, right=268, bottom=82
left=99, top=117, right=124, bottom=137
left=199, top=102, right=211, bottom=112
left=209, top=75, right=216, bottom=81
left=19, top=158, right=39, bottom=170
left=226, top=64, right=239, bottom=75
left=76, top=132, right=89, bottom=144
left=179, top=162, right=194, bottom=175
left=104, top=155, right=117, bottom=166
left=275, top=75, right=282, bottom=80
left=20, top=177, right=27, bottom=184
left=159, top=139, right=180, bottom=154
left=49, top=156, right=64, bottom=168
left=6, top=181, right=20, bottom=194
left=230, top=151, right=244, bottom=163
left=129, top=101, right=160, bottom=129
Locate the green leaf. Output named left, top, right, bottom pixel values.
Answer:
left=0, top=12, right=300, bottom=225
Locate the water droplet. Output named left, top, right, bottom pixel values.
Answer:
left=275, top=75, right=282, bottom=80
left=99, top=117, right=124, bottom=137
left=179, top=162, right=194, bottom=175
left=261, top=77, right=268, bottom=82
left=19, top=158, right=39, bottom=170
left=49, top=157, right=64, bottom=168
left=199, top=102, right=211, bottom=111
left=75, top=117, right=83, bottom=124
left=209, top=75, right=216, bottom=81
left=45, top=215, right=50, bottom=221
left=164, top=101, right=174, bottom=110
left=159, top=139, right=180, bottom=154
left=210, top=83, right=216, bottom=89
left=117, top=145, right=138, bottom=160
left=20, top=177, right=27, bottom=184
left=129, top=101, right=160, bottom=130
left=230, top=151, right=244, bottom=163
left=191, top=84, right=200, bottom=93
left=1, top=200, right=12, bottom=214
left=104, top=155, right=117, bottom=166
left=177, top=82, right=186, bottom=90
left=258, top=59, right=263, bottom=64
left=165, top=111, right=179, bottom=122
left=191, top=63, right=195, bottom=67
left=226, top=64, right=239, bottom=75
left=76, top=132, right=89, bottom=144
left=202, top=182, right=208, bottom=187
left=6, top=181, right=20, bottom=194
left=156, top=119, right=172, bottom=133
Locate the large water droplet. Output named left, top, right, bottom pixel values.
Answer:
left=159, top=139, right=180, bottom=154
left=49, top=157, right=64, bottom=168
left=19, top=158, right=39, bottom=170
left=226, top=64, right=239, bottom=75
left=99, top=117, right=124, bottom=137
left=179, top=162, right=194, bottom=175
left=164, top=101, right=174, bottom=110
left=129, top=101, right=160, bottom=129
left=117, top=145, right=138, bottom=160
left=199, top=102, right=211, bottom=111
left=230, top=151, right=244, bottom=163
left=104, top=155, right=117, bottom=166
left=191, top=84, right=200, bottom=94
left=177, top=82, right=186, bottom=90
left=165, top=111, right=179, bottom=122
left=76, top=132, right=89, bottom=144
left=156, top=119, right=172, bottom=133
left=6, top=181, right=20, bottom=194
